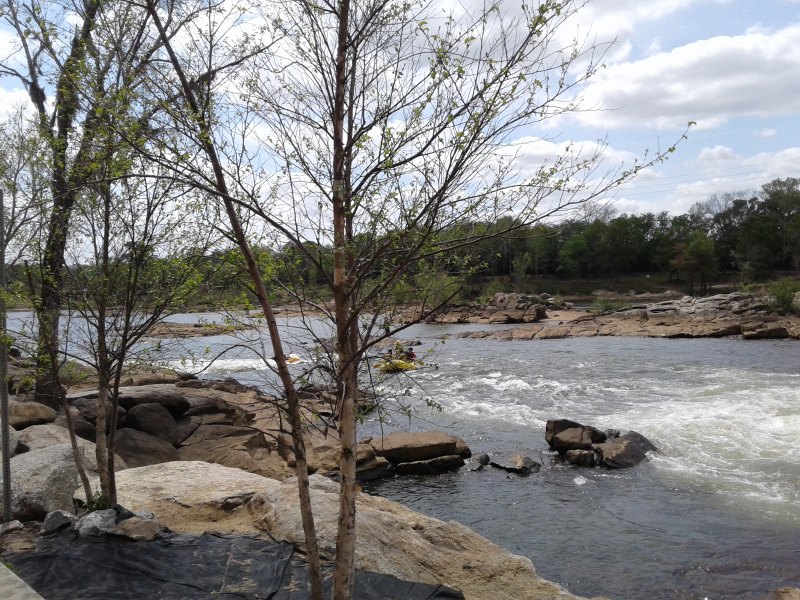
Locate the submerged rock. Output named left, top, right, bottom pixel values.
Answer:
left=490, top=453, right=541, bottom=475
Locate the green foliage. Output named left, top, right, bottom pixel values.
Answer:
left=767, top=280, right=800, bottom=315
left=590, top=297, right=631, bottom=315
left=85, top=488, right=112, bottom=512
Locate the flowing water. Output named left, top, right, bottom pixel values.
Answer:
left=12, top=311, right=799, bottom=599
left=174, top=316, right=800, bottom=599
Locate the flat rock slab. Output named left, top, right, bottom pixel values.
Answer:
left=5, top=530, right=464, bottom=600
left=371, top=431, right=471, bottom=464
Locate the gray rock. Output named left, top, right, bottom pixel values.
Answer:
left=125, top=403, right=178, bottom=445
left=564, top=449, right=595, bottom=467
left=0, top=443, right=98, bottom=521
left=466, top=453, right=490, bottom=471
left=0, top=421, right=19, bottom=460
left=75, top=508, right=117, bottom=537
left=41, top=510, right=77, bottom=534
left=490, top=453, right=541, bottom=475
left=8, top=400, right=56, bottom=429
left=15, top=423, right=128, bottom=471
left=594, top=431, right=657, bottom=469
left=0, top=520, right=23, bottom=535
left=113, top=428, right=179, bottom=468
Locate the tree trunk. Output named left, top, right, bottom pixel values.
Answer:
left=33, top=0, right=101, bottom=409
left=331, top=0, right=357, bottom=597
left=145, top=6, right=324, bottom=598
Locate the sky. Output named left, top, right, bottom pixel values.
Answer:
left=548, top=0, right=800, bottom=215
left=1, top=0, right=799, bottom=217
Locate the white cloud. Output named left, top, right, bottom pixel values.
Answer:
left=615, top=146, right=800, bottom=214
left=697, top=144, right=738, bottom=162
left=573, top=24, right=800, bottom=130
left=0, top=87, right=32, bottom=120
left=755, top=128, right=777, bottom=138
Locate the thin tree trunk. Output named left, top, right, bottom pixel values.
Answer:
left=331, top=0, right=358, bottom=597
left=60, top=394, right=92, bottom=504
left=145, top=5, right=324, bottom=598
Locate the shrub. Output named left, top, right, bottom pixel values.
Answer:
left=590, top=297, right=631, bottom=315
left=767, top=280, right=800, bottom=315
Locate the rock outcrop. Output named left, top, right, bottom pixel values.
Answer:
left=452, top=293, right=800, bottom=341
left=367, top=431, right=471, bottom=475
left=81, top=461, right=588, bottom=600
left=400, top=292, right=562, bottom=325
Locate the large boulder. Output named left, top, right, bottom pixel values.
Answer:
left=75, top=460, right=281, bottom=534
left=16, top=423, right=87, bottom=452
left=113, top=428, right=178, bottom=468
left=14, top=423, right=127, bottom=470
left=546, top=419, right=606, bottom=454
left=177, top=424, right=292, bottom=480
left=545, top=419, right=582, bottom=447
left=53, top=415, right=96, bottom=441
left=370, top=431, right=471, bottom=465
left=8, top=400, right=56, bottom=429
left=0, top=443, right=97, bottom=521
left=82, top=462, right=588, bottom=600
left=593, top=431, right=657, bottom=469
left=68, top=396, right=126, bottom=431
left=252, top=474, right=584, bottom=600
left=116, top=384, right=191, bottom=417
left=125, top=403, right=178, bottom=444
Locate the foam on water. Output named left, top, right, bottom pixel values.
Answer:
left=406, top=340, right=800, bottom=523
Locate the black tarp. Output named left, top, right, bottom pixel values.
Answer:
left=6, top=531, right=465, bottom=600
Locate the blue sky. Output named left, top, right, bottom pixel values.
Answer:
left=550, top=0, right=800, bottom=215
left=2, top=0, right=799, bottom=217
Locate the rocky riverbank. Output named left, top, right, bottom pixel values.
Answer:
left=0, top=373, right=595, bottom=600
left=443, top=292, right=800, bottom=340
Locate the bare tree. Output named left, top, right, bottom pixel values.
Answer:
left=131, top=0, right=688, bottom=598
left=242, top=1, right=688, bottom=597
left=63, top=155, right=209, bottom=505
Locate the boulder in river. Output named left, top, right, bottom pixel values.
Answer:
left=593, top=431, right=657, bottom=469
left=546, top=419, right=657, bottom=469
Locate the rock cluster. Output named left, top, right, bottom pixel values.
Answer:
left=400, top=292, right=563, bottom=325
left=3, top=364, right=473, bottom=520
left=454, top=293, right=800, bottom=340
left=546, top=419, right=657, bottom=469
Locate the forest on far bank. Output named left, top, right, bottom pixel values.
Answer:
left=252, top=176, right=800, bottom=303
left=5, top=177, right=798, bottom=311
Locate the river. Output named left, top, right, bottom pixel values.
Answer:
left=12, top=311, right=800, bottom=599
